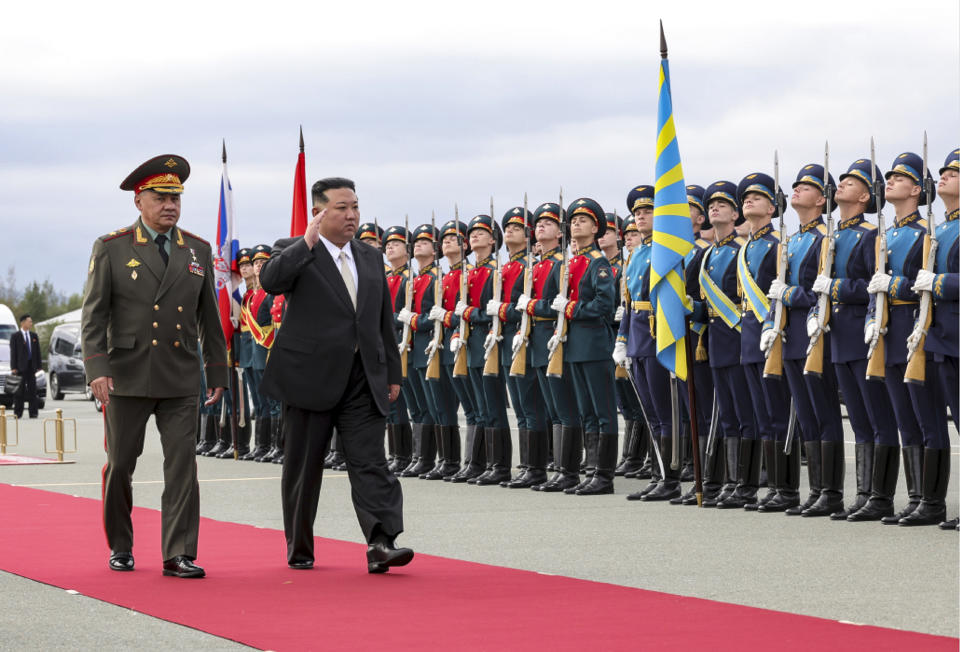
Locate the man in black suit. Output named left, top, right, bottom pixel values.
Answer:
left=259, top=177, right=413, bottom=574
left=9, top=314, right=41, bottom=418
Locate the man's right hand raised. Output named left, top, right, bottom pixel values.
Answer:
left=304, top=208, right=327, bottom=250
left=90, top=376, right=114, bottom=407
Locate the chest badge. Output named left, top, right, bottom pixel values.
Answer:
left=131, top=270, right=138, bottom=280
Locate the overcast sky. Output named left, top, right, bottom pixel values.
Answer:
left=1, top=0, right=957, bottom=296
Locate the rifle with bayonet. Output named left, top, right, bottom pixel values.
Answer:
left=615, top=208, right=628, bottom=380
left=453, top=204, right=470, bottom=377
left=546, top=189, right=567, bottom=378
left=804, top=141, right=835, bottom=377
left=510, top=193, right=532, bottom=377
left=865, top=138, right=888, bottom=380
left=399, top=214, right=413, bottom=379
left=425, top=210, right=443, bottom=381
left=483, top=197, right=502, bottom=377
left=905, top=131, right=938, bottom=385
left=763, top=150, right=788, bottom=379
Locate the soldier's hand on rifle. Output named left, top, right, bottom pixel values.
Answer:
left=806, top=314, right=820, bottom=338
left=483, top=333, right=496, bottom=355
left=759, top=328, right=778, bottom=354
left=863, top=321, right=877, bottom=345
left=906, top=322, right=924, bottom=351
left=766, top=279, right=789, bottom=301
left=612, top=340, right=628, bottom=368
left=812, top=274, right=832, bottom=295
left=614, top=305, right=625, bottom=322
left=547, top=333, right=561, bottom=354
left=454, top=301, right=468, bottom=317
left=397, top=308, right=415, bottom=325
left=867, top=271, right=891, bottom=295
left=397, top=342, right=407, bottom=356
left=424, top=340, right=438, bottom=358
left=428, top=305, right=445, bottom=322
left=485, top=300, right=502, bottom=316
left=550, top=295, right=569, bottom=314
left=912, top=269, right=935, bottom=293
left=510, top=333, right=524, bottom=356
left=516, top=294, right=532, bottom=313
left=449, top=335, right=464, bottom=353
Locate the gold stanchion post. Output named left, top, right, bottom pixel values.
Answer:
left=42, top=408, right=77, bottom=463
left=0, top=405, right=18, bottom=455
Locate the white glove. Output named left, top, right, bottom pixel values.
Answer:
left=485, top=299, right=502, bottom=316
left=766, top=279, right=788, bottom=302
left=483, top=333, right=497, bottom=356
left=516, top=294, right=532, bottom=313
left=428, top=305, right=446, bottom=322
left=806, top=315, right=820, bottom=339
left=759, top=329, right=778, bottom=354
left=614, top=305, right=625, bottom=322
left=868, top=272, right=891, bottom=295
left=612, top=340, right=628, bottom=368
left=912, top=269, right=936, bottom=293
left=454, top=301, right=468, bottom=317
left=511, top=332, right=525, bottom=356
left=397, top=341, right=407, bottom=355
left=547, top=333, right=561, bottom=355
left=424, top=340, right=439, bottom=358
left=906, top=321, right=924, bottom=353
left=550, top=295, right=569, bottom=314
left=397, top=307, right=414, bottom=325
left=863, top=322, right=876, bottom=345
left=449, top=336, right=464, bottom=353
left=812, top=274, right=832, bottom=295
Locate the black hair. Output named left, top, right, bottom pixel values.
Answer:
left=311, top=177, right=356, bottom=206
left=19, top=314, right=31, bottom=323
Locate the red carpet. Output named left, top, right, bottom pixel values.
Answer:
left=0, top=484, right=954, bottom=651
left=0, top=454, right=74, bottom=465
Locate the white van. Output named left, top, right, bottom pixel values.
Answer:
left=0, top=304, right=16, bottom=340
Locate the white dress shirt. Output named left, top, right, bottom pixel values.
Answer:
left=319, top=233, right=359, bottom=292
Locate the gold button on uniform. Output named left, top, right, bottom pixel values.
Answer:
left=153, top=322, right=158, bottom=328
left=174, top=341, right=181, bottom=347
left=154, top=304, right=159, bottom=311
left=177, top=306, right=183, bottom=312
left=152, top=339, right=158, bottom=346
left=176, top=324, right=181, bottom=330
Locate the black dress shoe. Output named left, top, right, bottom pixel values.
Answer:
left=366, top=539, right=414, bottom=574
left=939, top=517, right=959, bottom=531
left=288, top=560, right=314, bottom=570
left=109, top=552, right=134, bottom=572
left=162, top=556, right=205, bottom=578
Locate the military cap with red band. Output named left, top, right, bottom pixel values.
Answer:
left=120, top=154, right=190, bottom=194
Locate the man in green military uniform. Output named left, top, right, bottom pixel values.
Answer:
left=82, top=154, right=228, bottom=578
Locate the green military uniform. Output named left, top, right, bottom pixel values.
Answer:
left=81, top=155, right=228, bottom=567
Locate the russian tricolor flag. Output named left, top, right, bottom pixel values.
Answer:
left=214, top=157, right=241, bottom=350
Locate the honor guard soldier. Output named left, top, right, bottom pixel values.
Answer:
left=610, top=215, right=650, bottom=478
left=689, top=182, right=752, bottom=506
left=813, top=159, right=898, bottom=521
left=230, top=246, right=261, bottom=461
left=240, top=245, right=275, bottom=461
left=453, top=214, right=512, bottom=485
left=383, top=225, right=415, bottom=473
left=925, top=149, right=959, bottom=530
left=430, top=220, right=477, bottom=481
left=397, top=224, right=442, bottom=477
left=515, top=203, right=582, bottom=492
left=249, top=245, right=283, bottom=463
left=673, top=185, right=718, bottom=505
left=763, top=164, right=845, bottom=516
left=551, top=198, right=617, bottom=495
left=488, top=207, right=547, bottom=488
left=615, top=185, right=680, bottom=501
left=264, top=293, right=287, bottom=463
left=82, top=154, right=228, bottom=577
left=357, top=222, right=389, bottom=273
left=865, top=152, right=949, bottom=525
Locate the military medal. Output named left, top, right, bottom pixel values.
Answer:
left=188, top=249, right=204, bottom=276
left=131, top=270, right=138, bottom=280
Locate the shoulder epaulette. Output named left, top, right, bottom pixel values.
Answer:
left=862, top=223, right=877, bottom=231
left=816, top=223, right=828, bottom=235
left=178, top=228, right=209, bottom=245
left=695, top=238, right=710, bottom=248
left=590, top=250, right=602, bottom=259
left=771, top=230, right=781, bottom=241
left=918, top=219, right=928, bottom=229
left=734, top=236, right=747, bottom=246
left=101, top=227, right=133, bottom=242
left=403, top=269, right=410, bottom=278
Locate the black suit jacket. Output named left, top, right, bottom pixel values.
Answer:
left=10, top=330, right=41, bottom=375
left=259, top=236, right=401, bottom=416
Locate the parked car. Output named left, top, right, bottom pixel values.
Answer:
left=47, top=324, right=101, bottom=411
left=0, top=339, right=47, bottom=410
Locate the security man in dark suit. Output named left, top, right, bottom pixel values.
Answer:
left=9, top=314, right=41, bottom=419
left=259, top=176, right=412, bottom=573
left=82, top=154, right=228, bottom=578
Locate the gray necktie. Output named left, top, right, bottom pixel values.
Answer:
left=339, top=251, right=357, bottom=308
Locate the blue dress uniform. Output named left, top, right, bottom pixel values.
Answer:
left=821, top=160, right=900, bottom=521
left=398, top=224, right=442, bottom=478
left=556, top=198, right=618, bottom=496
left=619, top=185, right=680, bottom=502
left=730, top=174, right=791, bottom=511
left=766, top=165, right=845, bottom=517
left=460, top=215, right=512, bottom=485
left=866, top=153, right=949, bottom=525
left=690, top=182, right=756, bottom=507
left=383, top=226, right=414, bottom=473
left=611, top=216, right=650, bottom=478
left=524, top=203, right=582, bottom=492
left=495, top=207, right=548, bottom=489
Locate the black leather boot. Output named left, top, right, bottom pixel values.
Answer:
left=539, top=426, right=581, bottom=492
left=718, top=438, right=761, bottom=508
left=759, top=438, right=801, bottom=512
left=698, top=437, right=726, bottom=507
left=939, top=517, right=959, bottom=530
left=627, top=432, right=663, bottom=500
left=546, top=421, right=556, bottom=472
left=203, top=418, right=230, bottom=457
left=899, top=447, right=949, bottom=526
left=503, top=429, right=530, bottom=486
left=511, top=430, right=547, bottom=488
left=399, top=424, right=424, bottom=477
left=256, top=416, right=279, bottom=462
left=848, top=444, right=899, bottom=521
left=747, top=439, right=778, bottom=511
left=404, top=424, right=436, bottom=477
left=641, top=435, right=682, bottom=501
left=468, top=425, right=496, bottom=484
left=271, top=415, right=285, bottom=465
left=391, top=424, right=413, bottom=476
left=419, top=424, right=445, bottom=479
left=576, top=433, right=617, bottom=495
left=802, top=441, right=845, bottom=517
left=679, top=423, right=695, bottom=482
left=476, top=428, right=512, bottom=485
left=240, top=418, right=268, bottom=461
left=706, top=436, right=739, bottom=506
left=787, top=441, right=822, bottom=515
left=567, top=431, right=599, bottom=494
left=217, top=419, right=250, bottom=459
left=533, top=424, right=564, bottom=491
left=882, top=445, right=923, bottom=524
left=449, top=426, right=485, bottom=483
left=195, top=414, right=216, bottom=455
left=624, top=420, right=653, bottom=479
left=385, top=423, right=398, bottom=473
left=615, top=419, right=635, bottom=475
left=832, top=443, right=874, bottom=520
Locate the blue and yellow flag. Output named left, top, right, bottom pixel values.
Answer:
left=650, top=52, right=695, bottom=380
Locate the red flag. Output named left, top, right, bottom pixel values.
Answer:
left=290, top=128, right=308, bottom=237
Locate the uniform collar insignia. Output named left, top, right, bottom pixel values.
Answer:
left=577, top=244, right=596, bottom=256
left=799, top=217, right=823, bottom=234
left=896, top=211, right=921, bottom=228
left=751, top=223, right=773, bottom=240
left=946, top=209, right=959, bottom=222
left=510, top=250, right=526, bottom=262
left=838, top=214, right=864, bottom=230
left=391, top=263, right=408, bottom=274
left=715, top=232, right=737, bottom=248
left=419, top=263, right=435, bottom=274
left=641, top=235, right=652, bottom=246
